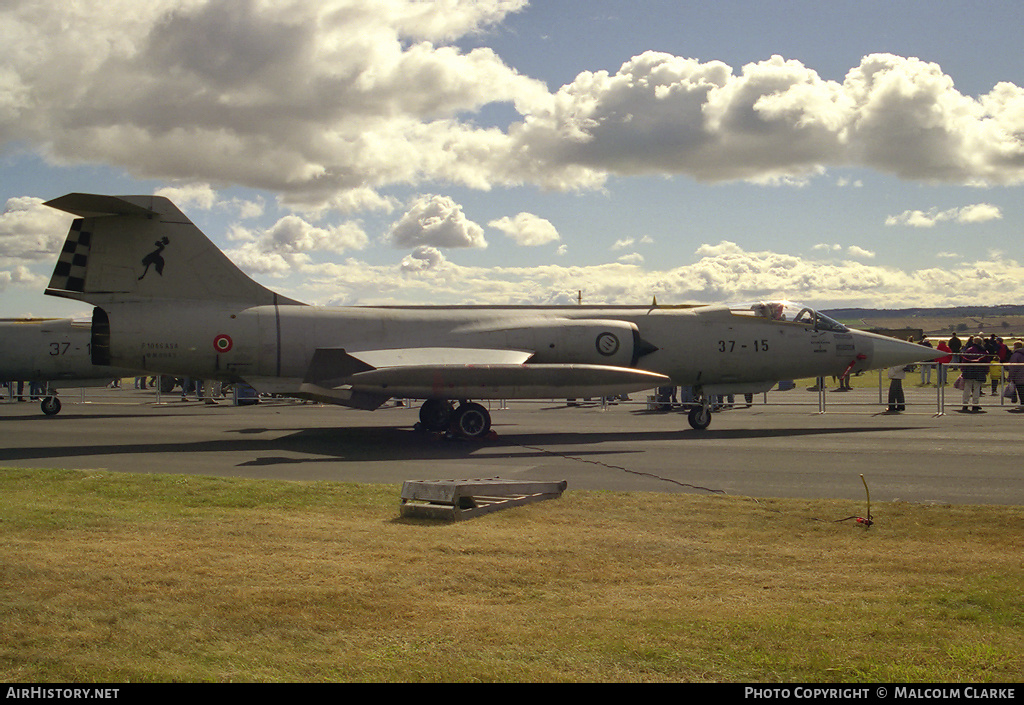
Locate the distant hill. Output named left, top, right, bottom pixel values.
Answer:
left=823, top=305, right=1024, bottom=319
left=823, top=306, right=1024, bottom=337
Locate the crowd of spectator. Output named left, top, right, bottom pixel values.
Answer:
left=915, top=332, right=1024, bottom=413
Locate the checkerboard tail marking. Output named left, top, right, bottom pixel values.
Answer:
left=48, top=219, right=91, bottom=293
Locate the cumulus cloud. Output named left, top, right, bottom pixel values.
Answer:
left=510, top=52, right=1024, bottom=188
left=0, top=196, right=78, bottom=294
left=695, top=241, right=746, bottom=257
left=290, top=238, right=1024, bottom=309
left=154, top=184, right=218, bottom=211
left=233, top=215, right=368, bottom=253
left=811, top=243, right=874, bottom=258
left=0, top=264, right=45, bottom=292
left=885, top=203, right=1004, bottom=227
left=846, top=246, right=875, bottom=259
left=400, top=245, right=447, bottom=273
left=612, top=235, right=654, bottom=250
left=957, top=203, right=1004, bottom=223
left=387, top=195, right=486, bottom=249
left=225, top=214, right=368, bottom=276
left=488, top=212, right=559, bottom=246
left=0, top=197, right=73, bottom=263
left=232, top=196, right=266, bottom=220
left=152, top=183, right=265, bottom=220
left=0, top=0, right=544, bottom=210
left=2, top=1, right=1024, bottom=212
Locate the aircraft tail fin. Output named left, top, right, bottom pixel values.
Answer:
left=44, top=193, right=302, bottom=306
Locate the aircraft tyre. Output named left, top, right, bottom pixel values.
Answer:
left=419, top=399, right=455, bottom=432
left=687, top=405, right=711, bottom=430
left=450, top=402, right=491, bottom=439
left=41, top=396, right=62, bottom=416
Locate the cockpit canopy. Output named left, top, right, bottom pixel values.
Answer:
left=729, top=301, right=848, bottom=333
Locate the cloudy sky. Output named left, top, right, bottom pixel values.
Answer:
left=3, top=0, right=1024, bottom=318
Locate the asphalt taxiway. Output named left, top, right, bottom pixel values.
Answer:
left=1, top=387, right=1022, bottom=505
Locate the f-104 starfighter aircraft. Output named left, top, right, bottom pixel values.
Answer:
left=40, top=193, right=932, bottom=437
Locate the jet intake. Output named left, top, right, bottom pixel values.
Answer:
left=91, top=307, right=111, bottom=366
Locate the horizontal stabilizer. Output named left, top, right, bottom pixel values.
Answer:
left=45, top=193, right=160, bottom=218
left=303, top=348, right=376, bottom=388
left=245, top=375, right=391, bottom=410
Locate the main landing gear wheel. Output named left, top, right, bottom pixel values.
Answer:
left=450, top=402, right=491, bottom=439
left=418, top=399, right=454, bottom=432
left=40, top=396, right=62, bottom=416
left=687, top=405, right=711, bottom=430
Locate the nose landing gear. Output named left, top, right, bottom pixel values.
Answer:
left=40, top=396, right=62, bottom=416
left=687, top=403, right=712, bottom=430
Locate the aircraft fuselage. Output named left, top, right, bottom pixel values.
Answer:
left=94, top=300, right=898, bottom=404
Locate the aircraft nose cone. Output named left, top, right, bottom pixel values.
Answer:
left=862, top=331, right=935, bottom=370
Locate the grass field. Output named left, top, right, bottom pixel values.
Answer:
left=1, top=468, right=1022, bottom=683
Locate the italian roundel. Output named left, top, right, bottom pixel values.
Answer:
left=213, top=334, right=233, bottom=353
left=595, top=332, right=620, bottom=356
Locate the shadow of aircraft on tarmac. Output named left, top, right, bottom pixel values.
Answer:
left=0, top=419, right=921, bottom=469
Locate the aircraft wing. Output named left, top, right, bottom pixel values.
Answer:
left=347, top=347, right=535, bottom=368
left=291, top=346, right=670, bottom=406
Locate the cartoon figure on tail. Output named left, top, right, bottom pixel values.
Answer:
left=138, top=237, right=170, bottom=280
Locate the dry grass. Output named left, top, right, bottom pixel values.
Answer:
left=1, top=468, right=1022, bottom=682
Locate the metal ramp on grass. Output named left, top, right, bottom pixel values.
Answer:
left=399, top=478, right=567, bottom=521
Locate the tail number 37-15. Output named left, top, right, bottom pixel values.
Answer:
left=718, top=339, right=770, bottom=352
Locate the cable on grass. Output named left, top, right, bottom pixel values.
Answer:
left=514, top=440, right=876, bottom=528
left=512, top=442, right=726, bottom=495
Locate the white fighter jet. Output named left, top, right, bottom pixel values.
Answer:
left=0, top=317, right=143, bottom=415
left=39, top=193, right=932, bottom=436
